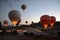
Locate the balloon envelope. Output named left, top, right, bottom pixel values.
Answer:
left=8, top=10, right=21, bottom=26
left=50, top=16, right=56, bottom=27
left=21, top=4, right=26, bottom=11
left=40, top=15, right=50, bottom=29
left=25, top=21, right=28, bottom=24
left=3, top=20, right=8, bottom=27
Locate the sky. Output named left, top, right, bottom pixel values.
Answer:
left=0, top=0, right=60, bottom=25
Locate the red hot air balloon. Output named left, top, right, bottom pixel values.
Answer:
left=3, top=20, right=8, bottom=27
left=21, top=4, right=26, bottom=11
left=50, top=16, right=56, bottom=28
left=40, top=15, right=50, bottom=29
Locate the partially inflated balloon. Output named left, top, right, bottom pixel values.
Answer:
left=21, top=4, right=26, bottom=11
left=50, top=16, right=56, bottom=27
left=40, top=15, right=50, bottom=29
left=8, top=10, right=21, bottom=26
left=3, top=20, right=8, bottom=27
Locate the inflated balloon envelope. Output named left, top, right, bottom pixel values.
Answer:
left=21, top=4, right=26, bottom=11
left=40, top=15, right=50, bottom=29
left=8, top=10, right=21, bottom=26
left=50, top=16, right=56, bottom=28
left=3, top=20, right=8, bottom=27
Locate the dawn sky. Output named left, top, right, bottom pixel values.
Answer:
left=0, top=0, right=60, bottom=25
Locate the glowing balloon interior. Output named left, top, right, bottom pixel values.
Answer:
left=8, top=10, right=21, bottom=26
left=50, top=16, right=56, bottom=27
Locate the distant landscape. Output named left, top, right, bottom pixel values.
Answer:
left=0, top=21, right=60, bottom=40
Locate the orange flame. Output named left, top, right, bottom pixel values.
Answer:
left=43, top=23, right=48, bottom=29
left=50, top=23, right=54, bottom=28
left=12, top=20, right=18, bottom=26
left=50, top=20, right=55, bottom=28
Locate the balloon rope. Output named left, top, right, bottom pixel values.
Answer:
left=4, top=0, right=14, bottom=9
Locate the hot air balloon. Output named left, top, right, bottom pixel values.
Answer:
left=3, top=20, right=8, bottom=27
left=21, top=4, right=26, bottom=11
left=32, top=21, right=34, bottom=24
left=50, top=16, right=56, bottom=28
left=8, top=10, right=21, bottom=26
left=25, top=21, right=28, bottom=24
left=40, top=15, right=50, bottom=29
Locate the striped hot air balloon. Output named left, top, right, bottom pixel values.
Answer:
left=8, top=10, right=21, bottom=26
